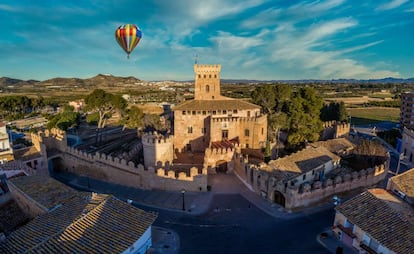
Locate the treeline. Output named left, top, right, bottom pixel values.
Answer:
left=252, top=84, right=324, bottom=150
left=366, top=100, right=400, bottom=108
left=0, top=95, right=59, bottom=121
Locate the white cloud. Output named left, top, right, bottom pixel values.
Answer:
left=210, top=31, right=264, bottom=50
left=241, top=0, right=346, bottom=29
left=376, top=0, right=409, bottom=11
left=304, top=18, right=357, bottom=43
left=269, top=19, right=400, bottom=79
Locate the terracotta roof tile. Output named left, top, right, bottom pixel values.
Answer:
left=389, top=167, right=414, bottom=198
left=264, top=146, right=340, bottom=181
left=335, top=189, right=414, bottom=253
left=310, top=138, right=354, bottom=154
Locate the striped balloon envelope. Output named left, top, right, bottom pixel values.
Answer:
left=115, top=24, right=142, bottom=59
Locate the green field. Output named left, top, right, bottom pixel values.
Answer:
left=348, top=107, right=400, bottom=125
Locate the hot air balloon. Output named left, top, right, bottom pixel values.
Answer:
left=115, top=24, right=142, bottom=59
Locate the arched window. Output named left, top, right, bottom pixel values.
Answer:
left=245, top=129, right=250, bottom=137
left=206, top=85, right=210, bottom=92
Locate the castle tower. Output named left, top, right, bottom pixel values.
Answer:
left=142, top=133, right=174, bottom=169
left=194, top=64, right=221, bottom=100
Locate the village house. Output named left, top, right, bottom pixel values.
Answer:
left=332, top=188, right=414, bottom=254
left=238, top=137, right=388, bottom=210
left=387, top=167, right=414, bottom=205
left=0, top=123, right=13, bottom=164
left=0, top=175, right=157, bottom=254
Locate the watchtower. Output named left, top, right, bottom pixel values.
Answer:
left=194, top=64, right=221, bottom=100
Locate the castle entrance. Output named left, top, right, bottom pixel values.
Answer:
left=216, top=160, right=228, bottom=173
left=273, top=190, right=286, bottom=207
left=48, top=157, right=65, bottom=175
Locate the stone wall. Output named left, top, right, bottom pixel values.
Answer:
left=235, top=151, right=388, bottom=210
left=142, top=133, right=174, bottom=169
left=321, top=121, right=350, bottom=140
left=7, top=182, right=47, bottom=218
left=210, top=115, right=267, bottom=149
left=280, top=165, right=387, bottom=209
left=32, top=129, right=207, bottom=192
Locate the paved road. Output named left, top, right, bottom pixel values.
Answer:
left=151, top=194, right=332, bottom=254
left=55, top=172, right=332, bottom=254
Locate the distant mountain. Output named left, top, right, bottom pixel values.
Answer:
left=220, top=77, right=414, bottom=84
left=0, top=74, right=142, bottom=89
left=1, top=75, right=413, bottom=88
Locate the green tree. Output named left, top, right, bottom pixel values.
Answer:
left=46, top=108, right=80, bottom=131
left=251, top=84, right=276, bottom=114
left=287, top=87, right=323, bottom=148
left=84, top=89, right=127, bottom=129
left=121, top=106, right=144, bottom=131
left=273, top=84, right=292, bottom=112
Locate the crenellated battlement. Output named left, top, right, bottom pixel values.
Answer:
left=194, top=64, right=221, bottom=73
left=141, top=132, right=174, bottom=145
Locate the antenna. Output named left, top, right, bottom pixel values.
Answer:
left=194, top=54, right=198, bottom=64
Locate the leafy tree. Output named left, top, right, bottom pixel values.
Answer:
left=273, top=84, right=292, bottom=112
left=121, top=106, right=144, bottom=130
left=251, top=84, right=276, bottom=114
left=143, top=114, right=162, bottom=132
left=86, top=112, right=99, bottom=126
left=84, top=89, right=127, bottom=129
left=46, top=108, right=80, bottom=131
left=287, top=87, right=323, bottom=148
left=320, top=101, right=348, bottom=122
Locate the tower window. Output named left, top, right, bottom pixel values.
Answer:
left=198, top=74, right=201, bottom=78
left=245, top=129, right=250, bottom=137
left=188, top=126, right=193, bottom=134
left=202, top=111, right=206, bottom=115
left=209, top=74, right=211, bottom=78
left=204, top=74, right=206, bottom=78
left=214, top=74, right=217, bottom=78
left=182, top=111, right=186, bottom=115
left=206, top=85, right=210, bottom=92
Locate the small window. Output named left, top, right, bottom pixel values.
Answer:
left=213, top=111, right=216, bottom=115
left=246, top=143, right=249, bottom=148
left=261, top=128, right=264, bottom=135
left=223, top=110, right=227, bottom=114
left=247, top=111, right=251, bottom=117
left=209, top=74, right=211, bottom=78
left=202, top=111, right=206, bottom=115
left=192, top=111, right=196, bottom=115
left=182, top=111, right=186, bottom=115
left=214, top=74, right=217, bottom=78
left=206, top=85, right=210, bottom=92
left=233, top=109, right=237, bottom=114
left=245, top=129, right=250, bottom=137
left=204, top=74, right=206, bottom=78
left=188, top=126, right=193, bottom=134
left=303, top=175, right=306, bottom=180
left=198, top=74, right=201, bottom=78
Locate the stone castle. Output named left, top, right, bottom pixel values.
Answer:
left=28, top=63, right=267, bottom=192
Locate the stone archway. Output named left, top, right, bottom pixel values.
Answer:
left=48, top=157, right=65, bottom=175
left=216, top=160, right=228, bottom=173
left=273, top=190, right=286, bottom=207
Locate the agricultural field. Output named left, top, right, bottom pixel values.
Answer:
left=348, top=107, right=400, bottom=125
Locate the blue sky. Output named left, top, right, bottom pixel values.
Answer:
left=0, top=0, right=413, bottom=81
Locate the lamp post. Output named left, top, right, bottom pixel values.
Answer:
left=181, top=189, right=186, bottom=211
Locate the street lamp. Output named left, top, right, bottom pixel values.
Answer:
left=181, top=189, right=186, bottom=211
